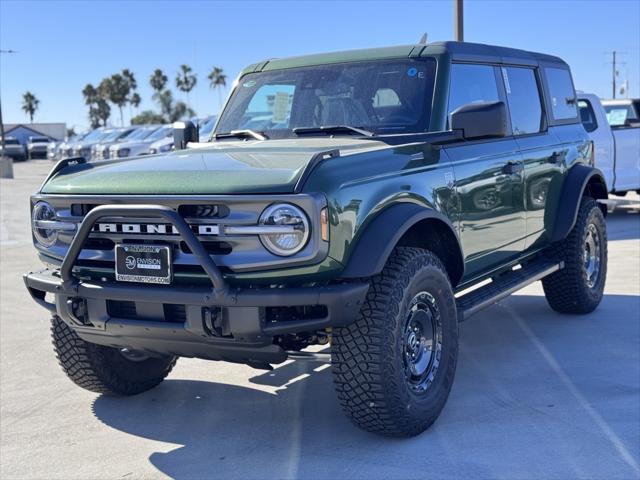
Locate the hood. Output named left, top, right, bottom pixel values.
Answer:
left=41, top=138, right=389, bottom=195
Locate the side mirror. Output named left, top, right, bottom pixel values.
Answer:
left=173, top=120, right=199, bottom=150
left=450, top=101, right=507, bottom=140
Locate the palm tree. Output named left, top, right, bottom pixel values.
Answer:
left=21, top=91, right=40, bottom=123
left=83, top=83, right=110, bottom=127
left=207, top=67, right=227, bottom=109
left=100, top=74, right=130, bottom=126
left=122, top=69, right=138, bottom=122
left=175, top=64, right=197, bottom=108
left=150, top=69, right=168, bottom=93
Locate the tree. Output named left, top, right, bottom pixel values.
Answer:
left=83, top=83, right=107, bottom=128
left=130, top=92, right=141, bottom=115
left=21, top=91, right=40, bottom=123
left=99, top=74, right=130, bottom=127
left=122, top=69, right=139, bottom=121
left=169, top=101, right=195, bottom=122
left=131, top=110, right=166, bottom=125
left=207, top=66, right=227, bottom=109
left=175, top=64, right=197, bottom=107
left=150, top=69, right=168, bottom=94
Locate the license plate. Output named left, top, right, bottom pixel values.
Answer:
left=115, top=244, right=172, bottom=284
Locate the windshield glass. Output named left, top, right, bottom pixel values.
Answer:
left=30, top=137, right=49, bottom=143
left=199, top=116, right=217, bottom=140
left=146, top=125, right=172, bottom=141
left=4, top=138, right=19, bottom=145
left=82, top=129, right=108, bottom=142
left=603, top=104, right=639, bottom=126
left=123, top=127, right=158, bottom=141
left=216, top=59, right=436, bottom=139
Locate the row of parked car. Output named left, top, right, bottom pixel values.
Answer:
left=49, top=115, right=217, bottom=162
left=0, top=135, right=52, bottom=161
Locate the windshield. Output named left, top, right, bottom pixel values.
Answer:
left=603, top=103, right=639, bottom=126
left=30, top=137, right=49, bottom=143
left=146, top=125, right=172, bottom=142
left=199, top=116, right=217, bottom=140
left=216, top=59, right=436, bottom=139
left=123, top=127, right=158, bottom=141
left=4, top=138, right=19, bottom=145
left=82, top=129, right=107, bottom=142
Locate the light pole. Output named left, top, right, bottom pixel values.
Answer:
left=454, top=0, right=464, bottom=42
left=0, top=49, right=18, bottom=157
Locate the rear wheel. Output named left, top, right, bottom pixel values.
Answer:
left=542, top=197, right=607, bottom=313
left=332, top=247, right=458, bottom=437
left=51, top=316, right=176, bottom=395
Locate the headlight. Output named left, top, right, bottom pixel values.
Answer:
left=258, top=203, right=309, bottom=256
left=32, top=202, right=58, bottom=247
left=159, top=143, right=173, bottom=152
left=117, top=148, right=130, bottom=158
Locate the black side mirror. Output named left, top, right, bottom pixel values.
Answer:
left=450, top=101, right=507, bottom=140
left=173, top=120, right=199, bottom=150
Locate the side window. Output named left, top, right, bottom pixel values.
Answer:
left=448, top=64, right=500, bottom=121
left=502, top=67, right=543, bottom=135
left=578, top=100, right=598, bottom=133
left=544, top=67, right=578, bottom=121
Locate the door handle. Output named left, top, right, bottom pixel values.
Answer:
left=502, top=161, right=523, bottom=175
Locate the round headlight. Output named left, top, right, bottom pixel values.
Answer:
left=32, top=201, right=58, bottom=247
left=258, top=203, right=309, bottom=256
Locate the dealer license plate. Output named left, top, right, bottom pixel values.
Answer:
left=115, top=244, right=172, bottom=284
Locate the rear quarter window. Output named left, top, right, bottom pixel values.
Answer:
left=544, top=67, right=578, bottom=121
left=578, top=100, right=598, bottom=133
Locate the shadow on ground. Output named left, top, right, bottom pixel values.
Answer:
left=92, top=294, right=640, bottom=479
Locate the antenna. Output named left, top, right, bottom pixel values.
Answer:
left=419, top=33, right=428, bottom=44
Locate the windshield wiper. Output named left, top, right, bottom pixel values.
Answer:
left=293, top=125, right=375, bottom=137
left=214, top=129, right=268, bottom=141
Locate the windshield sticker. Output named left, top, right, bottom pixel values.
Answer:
left=407, top=67, right=417, bottom=77
left=271, top=92, right=290, bottom=123
left=606, top=109, right=628, bottom=125
left=242, top=80, right=256, bottom=88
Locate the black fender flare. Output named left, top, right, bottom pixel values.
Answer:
left=550, top=164, right=608, bottom=243
left=340, top=203, right=464, bottom=285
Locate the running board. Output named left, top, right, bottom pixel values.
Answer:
left=456, top=259, right=563, bottom=322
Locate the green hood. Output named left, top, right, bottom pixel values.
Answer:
left=41, top=138, right=388, bottom=195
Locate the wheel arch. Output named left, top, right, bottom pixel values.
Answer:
left=340, top=203, right=464, bottom=287
left=550, top=164, right=608, bottom=243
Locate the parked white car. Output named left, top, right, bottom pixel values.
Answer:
left=578, top=93, right=640, bottom=194
left=109, top=125, right=172, bottom=159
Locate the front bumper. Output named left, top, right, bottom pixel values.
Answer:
left=24, top=204, right=367, bottom=365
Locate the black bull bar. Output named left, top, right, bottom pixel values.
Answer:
left=23, top=205, right=368, bottom=364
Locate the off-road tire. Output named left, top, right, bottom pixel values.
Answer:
left=542, top=196, right=607, bottom=313
left=51, top=316, right=177, bottom=395
left=332, top=247, right=458, bottom=437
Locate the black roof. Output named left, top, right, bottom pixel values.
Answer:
left=429, top=41, right=568, bottom=68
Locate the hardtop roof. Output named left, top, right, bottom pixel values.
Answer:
left=242, top=41, right=568, bottom=74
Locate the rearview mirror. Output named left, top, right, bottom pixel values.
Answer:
left=173, top=120, right=199, bottom=150
left=450, top=101, right=507, bottom=140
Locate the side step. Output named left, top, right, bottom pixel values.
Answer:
left=456, top=259, right=563, bottom=322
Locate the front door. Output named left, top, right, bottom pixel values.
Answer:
left=444, top=63, right=526, bottom=279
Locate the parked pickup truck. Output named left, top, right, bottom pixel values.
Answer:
left=24, top=41, right=608, bottom=437
left=578, top=94, right=640, bottom=194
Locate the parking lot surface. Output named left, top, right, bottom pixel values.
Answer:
left=1, top=159, right=639, bottom=480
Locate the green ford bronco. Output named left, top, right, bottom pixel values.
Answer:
left=25, top=41, right=608, bottom=437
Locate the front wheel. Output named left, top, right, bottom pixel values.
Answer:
left=332, top=247, right=459, bottom=437
left=51, top=316, right=177, bottom=395
left=542, top=196, right=607, bottom=313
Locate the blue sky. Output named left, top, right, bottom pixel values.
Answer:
left=1, top=0, right=638, bottom=131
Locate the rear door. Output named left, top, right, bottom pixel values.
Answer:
left=444, top=63, right=526, bottom=279
left=501, top=65, right=564, bottom=249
